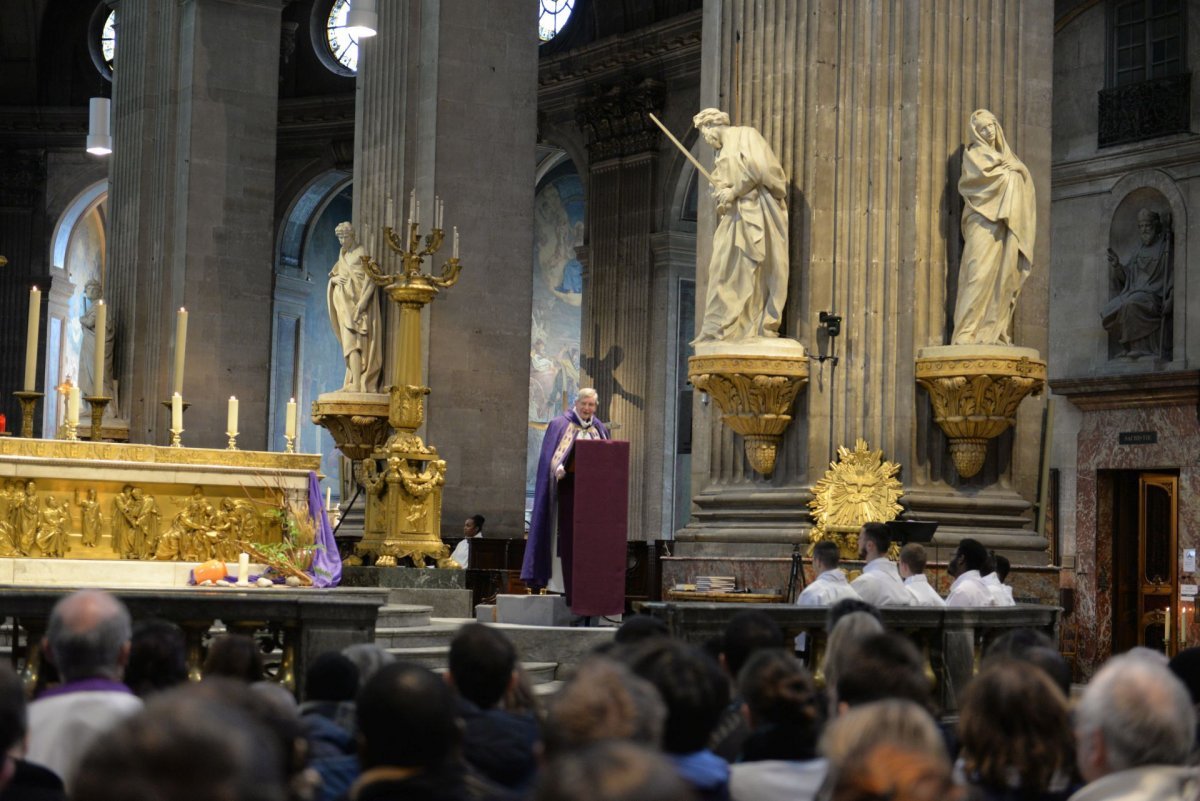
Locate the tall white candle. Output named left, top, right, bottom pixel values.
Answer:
left=171, top=391, right=182, bottom=432
left=385, top=196, right=395, bottom=229
left=67, top=385, right=80, bottom=426
left=23, top=287, right=41, bottom=392
left=237, top=552, right=250, bottom=585
left=173, top=308, right=188, bottom=395
left=227, top=396, right=239, bottom=435
left=286, top=397, right=297, bottom=439
left=92, top=300, right=106, bottom=396
left=415, top=199, right=420, bottom=226
left=408, top=188, right=415, bottom=228
left=325, top=486, right=332, bottom=511
left=453, top=227, right=459, bottom=259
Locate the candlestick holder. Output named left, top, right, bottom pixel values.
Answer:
left=170, top=429, right=183, bottom=448
left=63, top=420, right=79, bottom=441
left=13, top=391, right=43, bottom=438
left=84, top=395, right=111, bottom=441
left=284, top=434, right=296, bottom=454
left=227, top=432, right=239, bottom=451
left=160, top=398, right=191, bottom=446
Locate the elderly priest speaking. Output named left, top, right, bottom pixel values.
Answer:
left=521, top=388, right=610, bottom=603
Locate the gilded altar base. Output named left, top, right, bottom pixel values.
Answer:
left=0, top=437, right=320, bottom=565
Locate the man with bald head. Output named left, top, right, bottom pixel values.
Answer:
left=26, top=590, right=142, bottom=789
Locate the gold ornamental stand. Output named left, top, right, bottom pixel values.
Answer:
left=352, top=219, right=463, bottom=568
left=12, top=391, right=43, bottom=438
left=84, top=395, right=111, bottom=441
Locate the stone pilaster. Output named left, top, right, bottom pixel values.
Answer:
left=107, top=0, right=282, bottom=448
left=684, top=0, right=1053, bottom=555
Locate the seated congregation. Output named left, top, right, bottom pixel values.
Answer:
left=0, top=588, right=1195, bottom=801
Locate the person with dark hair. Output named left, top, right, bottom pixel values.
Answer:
left=451, top=515, right=487, bottom=568
left=73, top=686, right=287, bottom=801
left=958, top=661, right=1076, bottom=801
left=614, top=615, right=670, bottom=646
left=826, top=598, right=882, bottom=632
left=730, top=650, right=825, bottom=801
left=203, top=634, right=265, bottom=683
left=945, top=539, right=995, bottom=607
left=834, top=632, right=933, bottom=715
left=630, top=640, right=732, bottom=801
left=299, top=652, right=358, bottom=761
left=0, top=661, right=66, bottom=801
left=533, top=741, right=694, bottom=801
left=710, top=611, right=785, bottom=761
left=123, top=618, right=189, bottom=698
left=447, top=624, right=539, bottom=792
left=797, top=542, right=861, bottom=606
left=899, top=544, right=946, bottom=607
left=850, top=523, right=912, bottom=606
left=26, top=590, right=142, bottom=790
left=983, top=628, right=1071, bottom=697
left=981, top=553, right=1015, bottom=607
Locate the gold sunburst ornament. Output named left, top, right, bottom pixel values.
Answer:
left=808, top=439, right=903, bottom=557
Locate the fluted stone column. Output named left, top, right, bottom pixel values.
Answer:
left=683, top=0, right=1052, bottom=554
left=107, top=0, right=281, bottom=448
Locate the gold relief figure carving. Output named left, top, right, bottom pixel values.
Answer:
left=112, top=485, right=135, bottom=559
left=34, top=497, right=68, bottom=558
left=16, top=481, right=39, bottom=556
left=163, top=488, right=211, bottom=561
left=129, top=488, right=161, bottom=561
left=0, top=481, right=17, bottom=555
left=76, top=489, right=103, bottom=547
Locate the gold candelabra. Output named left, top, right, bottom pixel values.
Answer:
left=353, top=214, right=463, bottom=568
left=12, top=391, right=43, bottom=438
left=84, top=395, right=111, bottom=441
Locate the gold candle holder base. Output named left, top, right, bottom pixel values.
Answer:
left=170, top=429, right=183, bottom=448
left=13, top=391, right=43, bottom=438
left=84, top=395, right=111, bottom=441
left=161, top=399, right=192, bottom=447
left=63, top=421, right=79, bottom=441
left=284, top=434, right=295, bottom=454
left=227, top=433, right=239, bottom=451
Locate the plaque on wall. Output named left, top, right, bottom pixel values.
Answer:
left=1118, top=431, right=1158, bottom=445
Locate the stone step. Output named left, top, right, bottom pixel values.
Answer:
left=375, top=604, right=433, bottom=629
left=387, top=645, right=451, bottom=669
left=521, top=661, right=558, bottom=685
left=374, top=622, right=465, bottom=649
left=385, top=587, right=473, bottom=618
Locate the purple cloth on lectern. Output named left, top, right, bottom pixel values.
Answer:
left=521, top=410, right=610, bottom=589
left=308, top=472, right=342, bottom=588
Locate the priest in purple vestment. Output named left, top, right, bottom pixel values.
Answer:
left=521, top=388, right=609, bottom=604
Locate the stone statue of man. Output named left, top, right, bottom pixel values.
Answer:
left=1102, top=208, right=1173, bottom=359
left=328, top=222, right=383, bottom=393
left=692, top=108, right=790, bottom=344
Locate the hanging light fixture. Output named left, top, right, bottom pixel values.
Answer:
left=346, top=0, right=378, bottom=38
left=86, top=97, right=112, bottom=156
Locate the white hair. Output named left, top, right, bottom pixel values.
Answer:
left=577, top=388, right=598, bottom=402
left=1075, top=652, right=1195, bottom=771
left=692, top=108, right=730, bottom=129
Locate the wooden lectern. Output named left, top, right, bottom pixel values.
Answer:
left=567, top=439, right=629, bottom=617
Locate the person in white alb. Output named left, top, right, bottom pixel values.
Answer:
left=945, top=538, right=996, bottom=607
left=797, top=540, right=861, bottom=606
left=898, top=543, right=945, bottom=607
left=849, top=523, right=912, bottom=607
left=982, top=552, right=1016, bottom=606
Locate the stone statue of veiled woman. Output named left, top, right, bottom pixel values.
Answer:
left=952, top=110, right=1037, bottom=346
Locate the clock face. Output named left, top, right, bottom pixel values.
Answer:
left=538, top=0, right=574, bottom=42
left=326, top=0, right=359, bottom=73
left=100, top=10, right=116, bottom=74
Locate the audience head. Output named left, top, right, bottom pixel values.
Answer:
left=983, top=628, right=1070, bottom=696
left=357, top=662, right=460, bottom=771
left=613, top=615, right=670, bottom=646
left=464, top=515, right=485, bottom=536
left=813, top=540, right=842, bottom=572
left=1074, top=651, right=1196, bottom=782
left=830, top=742, right=961, bottom=801
left=959, top=660, right=1073, bottom=792
left=73, top=684, right=286, bottom=801
left=542, top=657, right=665, bottom=757
left=629, top=640, right=729, bottom=755
left=993, top=554, right=1011, bottom=583
left=949, top=538, right=988, bottom=577
left=448, top=623, right=517, bottom=710
left=124, top=618, right=188, bottom=697
left=827, top=598, right=882, bottom=632
left=44, top=589, right=132, bottom=682
left=203, top=634, right=264, bottom=683
left=533, top=741, right=694, bottom=801
left=822, top=612, right=884, bottom=698
left=835, top=632, right=933, bottom=714
left=720, top=610, right=784, bottom=680
left=738, top=649, right=822, bottom=760
left=822, top=699, right=947, bottom=779
left=341, top=643, right=395, bottom=685
left=898, top=543, right=927, bottom=579
left=304, top=651, right=359, bottom=703
left=857, top=523, right=891, bottom=561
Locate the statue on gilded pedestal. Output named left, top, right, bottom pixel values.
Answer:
left=1102, top=208, right=1173, bottom=359
left=691, top=109, right=790, bottom=344
left=952, top=110, right=1036, bottom=346
left=328, top=222, right=383, bottom=393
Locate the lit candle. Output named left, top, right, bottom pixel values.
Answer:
left=384, top=196, right=394, bottom=229
left=173, top=307, right=188, bottom=395
left=92, top=300, right=106, bottom=396
left=1182, top=605, right=1189, bottom=647
left=285, top=397, right=297, bottom=439
left=24, top=287, right=41, bottom=392
left=1166, top=605, right=1171, bottom=648
left=408, top=188, right=415, bottom=229
left=171, top=391, right=182, bottom=432
left=452, top=226, right=459, bottom=259
left=325, top=486, right=332, bottom=512
left=67, top=385, right=80, bottom=426
left=227, top=396, right=239, bottom=436
left=237, top=552, right=250, bottom=585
